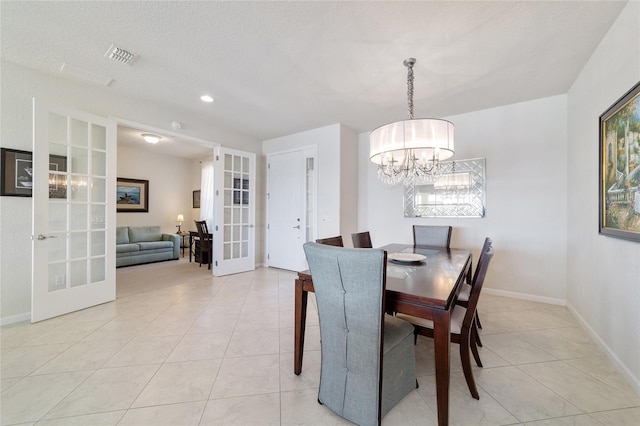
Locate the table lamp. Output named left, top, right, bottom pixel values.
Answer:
left=176, top=214, right=184, bottom=233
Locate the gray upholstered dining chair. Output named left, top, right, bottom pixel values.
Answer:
left=412, top=225, right=452, bottom=248
left=303, top=242, right=417, bottom=426
left=397, top=238, right=494, bottom=400
left=315, top=235, right=344, bottom=247
left=351, top=231, right=373, bottom=248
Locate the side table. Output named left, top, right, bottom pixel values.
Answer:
left=177, top=231, right=190, bottom=257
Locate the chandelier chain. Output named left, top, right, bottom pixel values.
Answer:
left=406, top=62, right=414, bottom=120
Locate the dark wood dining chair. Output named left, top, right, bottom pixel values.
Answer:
left=397, top=238, right=494, bottom=400
left=457, top=237, right=493, bottom=344
left=412, top=225, right=452, bottom=248
left=351, top=231, right=373, bottom=248
left=194, top=220, right=212, bottom=270
left=315, top=236, right=344, bottom=247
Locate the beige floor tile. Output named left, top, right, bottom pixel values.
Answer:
left=566, top=356, right=638, bottom=392
left=132, top=359, right=221, bottom=407
left=187, top=311, right=239, bottom=334
left=280, top=350, right=321, bottom=391
left=44, top=365, right=159, bottom=418
left=167, top=332, right=231, bottom=362
left=226, top=328, right=280, bottom=357
left=523, top=414, right=603, bottom=425
left=417, top=373, right=520, bottom=426
left=481, top=310, right=575, bottom=332
left=200, top=393, right=281, bottom=425
left=382, top=390, right=438, bottom=425
left=1, top=377, right=21, bottom=392
left=34, top=411, right=125, bottom=425
left=1, top=344, right=71, bottom=379
left=589, top=407, right=640, bottom=425
left=0, top=371, right=92, bottom=425
left=481, top=333, right=557, bottom=365
left=23, top=321, right=108, bottom=346
left=519, top=361, right=640, bottom=413
left=518, top=327, right=602, bottom=360
left=119, top=401, right=205, bottom=426
left=210, top=354, right=279, bottom=399
left=235, top=309, right=280, bottom=331
left=280, top=388, right=354, bottom=425
left=102, top=335, right=181, bottom=367
left=33, top=339, right=129, bottom=375
left=475, top=366, right=583, bottom=422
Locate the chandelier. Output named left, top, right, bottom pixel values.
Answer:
left=369, top=58, right=454, bottom=185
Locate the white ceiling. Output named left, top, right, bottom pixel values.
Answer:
left=1, top=1, right=627, bottom=152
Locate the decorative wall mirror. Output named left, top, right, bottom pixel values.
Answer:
left=404, top=158, right=486, bottom=218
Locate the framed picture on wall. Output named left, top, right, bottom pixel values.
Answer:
left=599, top=80, right=640, bottom=242
left=1, top=148, right=68, bottom=198
left=193, top=190, right=201, bottom=208
left=117, top=177, right=149, bottom=212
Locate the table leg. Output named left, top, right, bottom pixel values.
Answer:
left=189, top=234, right=193, bottom=263
left=294, top=278, right=308, bottom=375
left=433, top=309, right=451, bottom=426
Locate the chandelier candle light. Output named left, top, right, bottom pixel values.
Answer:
left=369, top=58, right=455, bottom=185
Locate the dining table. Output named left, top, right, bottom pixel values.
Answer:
left=293, top=243, right=472, bottom=426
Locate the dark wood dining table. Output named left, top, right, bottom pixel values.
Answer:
left=294, top=244, right=472, bottom=426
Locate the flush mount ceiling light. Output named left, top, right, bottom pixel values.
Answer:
left=200, top=95, right=214, bottom=103
left=369, top=58, right=455, bottom=185
left=142, top=134, right=161, bottom=144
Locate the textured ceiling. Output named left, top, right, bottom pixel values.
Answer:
left=1, top=1, right=628, bottom=151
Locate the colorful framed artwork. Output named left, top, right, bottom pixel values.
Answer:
left=599, top=81, right=640, bottom=242
left=117, top=177, right=149, bottom=212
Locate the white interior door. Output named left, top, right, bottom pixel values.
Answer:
left=267, top=148, right=316, bottom=272
left=267, top=150, right=305, bottom=271
left=32, top=99, right=116, bottom=322
left=213, top=147, right=255, bottom=276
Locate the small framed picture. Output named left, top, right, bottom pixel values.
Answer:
left=1, top=148, right=33, bottom=197
left=117, top=177, right=149, bottom=212
left=193, top=190, right=201, bottom=208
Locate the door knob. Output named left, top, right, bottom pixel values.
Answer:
left=36, top=234, right=58, bottom=240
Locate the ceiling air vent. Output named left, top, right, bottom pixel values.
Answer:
left=105, top=44, right=137, bottom=65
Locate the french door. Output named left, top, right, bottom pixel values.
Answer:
left=32, top=99, right=116, bottom=322
left=212, top=147, right=256, bottom=276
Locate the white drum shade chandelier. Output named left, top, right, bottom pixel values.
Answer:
left=370, top=58, right=454, bottom=185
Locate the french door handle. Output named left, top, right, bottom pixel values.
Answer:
left=36, top=234, right=57, bottom=240
left=292, top=225, right=300, bottom=229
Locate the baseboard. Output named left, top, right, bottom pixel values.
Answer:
left=566, top=302, right=640, bottom=396
left=1, top=312, right=31, bottom=326
left=483, top=287, right=566, bottom=306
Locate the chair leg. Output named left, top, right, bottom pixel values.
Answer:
left=460, top=329, right=480, bottom=400
left=476, top=311, right=483, bottom=329
left=474, top=317, right=483, bottom=347
left=470, top=324, right=483, bottom=368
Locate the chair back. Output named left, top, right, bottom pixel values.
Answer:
left=351, top=231, right=373, bottom=248
left=463, top=238, right=494, bottom=329
left=194, top=220, right=210, bottom=244
left=316, top=235, right=344, bottom=247
left=413, top=225, right=452, bottom=248
left=303, top=242, right=386, bottom=425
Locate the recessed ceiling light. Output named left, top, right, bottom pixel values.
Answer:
left=200, top=95, right=214, bottom=103
left=142, top=134, right=161, bottom=144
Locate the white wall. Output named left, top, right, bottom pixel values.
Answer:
left=566, top=1, right=640, bottom=392
left=358, top=95, right=569, bottom=303
left=0, top=62, right=260, bottom=323
left=339, top=125, right=359, bottom=244
left=116, top=145, right=193, bottom=233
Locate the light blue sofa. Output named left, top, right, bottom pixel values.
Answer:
left=116, top=226, right=179, bottom=267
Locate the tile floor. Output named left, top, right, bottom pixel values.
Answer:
left=1, top=258, right=639, bottom=425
